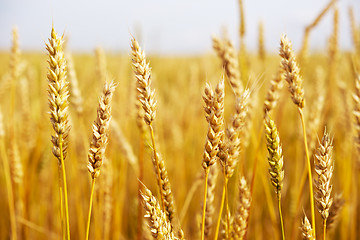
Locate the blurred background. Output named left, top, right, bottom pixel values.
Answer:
left=0, top=0, right=359, bottom=54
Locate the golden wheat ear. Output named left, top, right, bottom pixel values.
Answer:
left=279, top=34, right=305, bottom=109
left=140, top=183, right=175, bottom=239
left=85, top=80, right=117, bottom=240
left=233, top=176, right=251, bottom=239
left=301, top=214, right=315, bottom=240
left=87, top=81, right=117, bottom=179
left=46, top=25, right=71, bottom=239
left=314, top=129, right=334, bottom=239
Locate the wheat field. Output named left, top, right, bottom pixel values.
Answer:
left=0, top=0, right=359, bottom=240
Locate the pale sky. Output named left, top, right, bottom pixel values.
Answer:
left=0, top=0, right=359, bottom=55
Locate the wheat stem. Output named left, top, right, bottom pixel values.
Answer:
left=59, top=184, right=65, bottom=240
left=278, top=195, right=285, bottom=240
left=1, top=138, right=17, bottom=240
left=298, top=108, right=316, bottom=237
left=149, top=124, right=166, bottom=212
left=136, top=134, right=145, bottom=240
left=323, top=219, right=327, bottom=240
left=214, top=185, right=225, bottom=240
left=85, top=179, right=96, bottom=240
left=224, top=171, right=230, bottom=239
left=201, top=168, right=209, bottom=240
left=59, top=134, right=70, bottom=240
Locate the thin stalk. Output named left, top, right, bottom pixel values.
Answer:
left=59, top=134, right=70, bottom=240
left=250, top=126, right=264, bottom=195
left=85, top=178, right=96, bottom=240
left=148, top=124, right=165, bottom=211
left=200, top=168, right=209, bottom=240
left=59, top=185, right=65, bottom=240
left=290, top=165, right=308, bottom=238
left=1, top=139, right=17, bottom=240
left=224, top=170, right=230, bottom=240
left=278, top=195, right=285, bottom=240
left=136, top=134, right=145, bottom=240
left=260, top=167, right=278, bottom=236
left=298, top=108, right=316, bottom=237
left=323, top=219, right=327, bottom=240
left=214, top=185, right=225, bottom=240
left=180, top=176, right=202, bottom=223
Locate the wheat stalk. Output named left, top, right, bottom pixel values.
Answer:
left=299, top=0, right=337, bottom=61
left=0, top=109, right=17, bottom=240
left=95, top=47, right=107, bottom=84
left=214, top=89, right=250, bottom=240
left=204, top=164, right=219, bottom=239
left=307, top=67, right=325, bottom=155
left=258, top=21, right=265, bottom=63
left=349, top=6, right=360, bottom=55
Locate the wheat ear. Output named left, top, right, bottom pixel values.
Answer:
left=353, top=73, right=360, bottom=167
left=264, top=66, right=284, bottom=114
left=326, top=194, right=345, bottom=230
left=280, top=35, right=305, bottom=109
left=46, top=25, right=71, bottom=240
left=66, top=53, right=83, bottom=116
left=85, top=81, right=116, bottom=240
left=201, top=78, right=224, bottom=240
left=264, top=114, right=285, bottom=240
left=212, top=36, right=243, bottom=96
left=233, top=176, right=251, bottom=239
left=301, top=214, right=315, bottom=240
left=141, top=184, right=175, bottom=239
left=314, top=129, right=334, bottom=240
